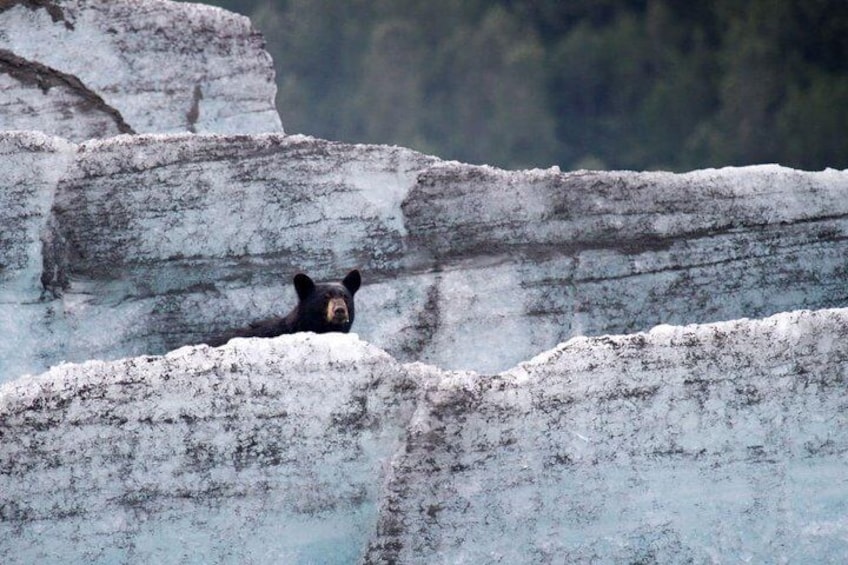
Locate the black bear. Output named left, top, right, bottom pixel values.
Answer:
left=206, top=269, right=361, bottom=346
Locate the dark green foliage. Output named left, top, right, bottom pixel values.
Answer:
left=186, top=0, right=848, bottom=171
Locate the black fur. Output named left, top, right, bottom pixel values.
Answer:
left=205, top=269, right=361, bottom=346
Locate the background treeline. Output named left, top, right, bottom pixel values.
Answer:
left=192, top=0, right=848, bottom=171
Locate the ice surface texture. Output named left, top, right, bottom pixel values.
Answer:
left=1, top=2, right=847, bottom=561
left=0, top=333, right=433, bottom=563
left=0, top=0, right=282, bottom=138
left=2, top=311, right=847, bottom=563
left=2, top=130, right=848, bottom=379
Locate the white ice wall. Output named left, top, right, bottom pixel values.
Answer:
left=1, top=131, right=847, bottom=380
left=0, top=133, right=75, bottom=382
left=0, top=333, right=433, bottom=563
left=0, top=0, right=282, bottom=138
left=2, top=309, right=847, bottom=563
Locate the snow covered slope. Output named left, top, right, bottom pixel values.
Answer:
left=2, top=309, right=847, bottom=563
left=0, top=0, right=282, bottom=138
left=1, top=131, right=848, bottom=380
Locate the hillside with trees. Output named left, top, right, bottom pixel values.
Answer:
left=186, top=0, right=848, bottom=171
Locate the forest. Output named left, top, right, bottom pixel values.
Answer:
left=186, top=0, right=848, bottom=172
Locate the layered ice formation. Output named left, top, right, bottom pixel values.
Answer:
left=0, top=0, right=282, bottom=138
left=2, top=309, right=847, bottom=563
left=1, top=130, right=847, bottom=380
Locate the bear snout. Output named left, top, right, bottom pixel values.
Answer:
left=326, top=297, right=350, bottom=324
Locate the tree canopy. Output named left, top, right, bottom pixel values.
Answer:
left=187, top=0, right=848, bottom=171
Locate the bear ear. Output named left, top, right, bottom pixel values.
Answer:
left=293, top=273, right=315, bottom=300
left=342, top=269, right=361, bottom=295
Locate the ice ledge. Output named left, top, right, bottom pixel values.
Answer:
left=2, top=308, right=848, bottom=562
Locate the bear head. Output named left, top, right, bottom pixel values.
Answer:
left=292, top=269, right=361, bottom=333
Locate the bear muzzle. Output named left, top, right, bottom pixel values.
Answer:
left=326, top=297, right=350, bottom=324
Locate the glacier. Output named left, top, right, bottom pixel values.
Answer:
left=1, top=130, right=847, bottom=381
left=2, top=309, right=847, bottom=563
left=2, top=0, right=848, bottom=562
left=0, top=0, right=282, bottom=138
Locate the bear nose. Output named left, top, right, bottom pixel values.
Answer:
left=326, top=297, right=350, bottom=324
